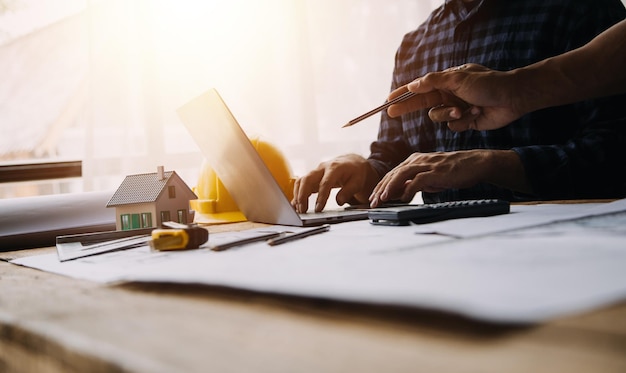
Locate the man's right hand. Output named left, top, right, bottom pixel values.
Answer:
left=387, top=64, right=526, bottom=132
left=291, top=154, right=379, bottom=213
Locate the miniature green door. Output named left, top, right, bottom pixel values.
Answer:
left=131, top=214, right=141, bottom=229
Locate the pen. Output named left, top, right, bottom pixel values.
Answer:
left=342, top=91, right=416, bottom=128
left=266, top=224, right=331, bottom=246
left=211, top=231, right=284, bottom=251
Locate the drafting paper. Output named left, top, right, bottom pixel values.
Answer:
left=411, top=202, right=605, bottom=238
left=11, top=201, right=626, bottom=323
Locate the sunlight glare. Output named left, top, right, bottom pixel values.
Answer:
left=148, top=0, right=296, bottom=96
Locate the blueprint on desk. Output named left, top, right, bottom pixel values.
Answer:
left=11, top=199, right=626, bottom=324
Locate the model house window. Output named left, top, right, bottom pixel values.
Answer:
left=131, top=214, right=141, bottom=229
left=141, top=212, right=152, bottom=228
left=120, top=213, right=147, bottom=230
left=160, top=211, right=171, bottom=223
left=121, top=214, right=131, bottom=230
left=177, top=209, right=187, bottom=224
left=168, top=185, right=176, bottom=199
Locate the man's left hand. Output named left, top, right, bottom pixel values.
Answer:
left=369, top=150, right=493, bottom=206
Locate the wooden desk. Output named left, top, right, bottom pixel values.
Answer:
left=2, top=223, right=626, bottom=373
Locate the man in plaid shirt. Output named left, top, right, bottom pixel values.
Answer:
left=293, top=0, right=626, bottom=213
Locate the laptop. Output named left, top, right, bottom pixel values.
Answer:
left=176, top=89, right=368, bottom=227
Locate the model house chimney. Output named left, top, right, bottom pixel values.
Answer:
left=157, top=165, right=165, bottom=180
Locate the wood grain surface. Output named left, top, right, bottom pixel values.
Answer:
left=1, top=222, right=625, bottom=373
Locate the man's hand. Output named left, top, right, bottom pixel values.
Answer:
left=369, top=149, right=530, bottom=207
left=292, top=154, right=379, bottom=213
left=387, top=64, right=527, bottom=132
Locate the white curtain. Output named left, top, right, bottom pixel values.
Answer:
left=82, top=0, right=440, bottom=192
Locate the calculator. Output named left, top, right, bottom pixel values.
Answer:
left=368, top=199, right=510, bottom=226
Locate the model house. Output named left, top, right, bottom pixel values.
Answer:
left=106, top=166, right=197, bottom=231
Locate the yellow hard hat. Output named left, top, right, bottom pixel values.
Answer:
left=191, top=138, right=295, bottom=224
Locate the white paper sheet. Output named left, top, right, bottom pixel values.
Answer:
left=12, top=200, right=626, bottom=323
left=0, top=191, right=116, bottom=250
left=411, top=202, right=604, bottom=237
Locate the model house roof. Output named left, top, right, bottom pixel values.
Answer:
left=106, top=170, right=195, bottom=207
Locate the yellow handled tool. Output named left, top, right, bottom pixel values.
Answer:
left=150, top=222, right=209, bottom=251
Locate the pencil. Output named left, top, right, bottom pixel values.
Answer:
left=211, top=231, right=284, bottom=251
left=342, top=91, right=416, bottom=128
left=266, top=224, right=331, bottom=246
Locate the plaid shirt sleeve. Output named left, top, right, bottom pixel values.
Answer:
left=368, top=0, right=626, bottom=202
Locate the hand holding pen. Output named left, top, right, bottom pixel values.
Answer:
left=342, top=91, right=417, bottom=128
left=343, top=84, right=468, bottom=128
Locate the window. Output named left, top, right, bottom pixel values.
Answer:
left=141, top=212, right=152, bottom=228
left=121, top=214, right=131, bottom=230
left=160, top=210, right=171, bottom=224
left=168, top=185, right=176, bottom=199
left=177, top=209, right=187, bottom=224
left=1, top=0, right=436, bottom=202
